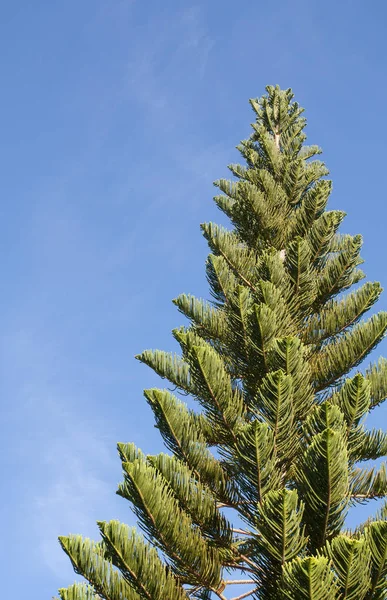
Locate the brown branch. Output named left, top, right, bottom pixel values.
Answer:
left=224, top=580, right=254, bottom=586
left=232, top=528, right=251, bottom=535
left=231, top=588, right=257, bottom=600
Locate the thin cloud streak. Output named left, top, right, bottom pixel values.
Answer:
left=34, top=416, right=116, bottom=578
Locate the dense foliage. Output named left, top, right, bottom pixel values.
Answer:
left=57, top=86, right=387, bottom=600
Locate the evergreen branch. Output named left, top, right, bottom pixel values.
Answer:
left=314, top=234, right=364, bottom=304
left=306, top=210, right=346, bottom=264
left=290, top=160, right=329, bottom=206
left=201, top=223, right=259, bottom=291
left=282, top=556, right=338, bottom=599
left=206, top=255, right=238, bottom=306
left=350, top=463, right=387, bottom=501
left=58, top=584, right=102, bottom=600
left=148, top=453, right=233, bottom=547
left=188, top=343, right=246, bottom=442
left=173, top=294, right=227, bottom=342
left=259, top=279, right=293, bottom=335
left=355, top=428, right=387, bottom=461
left=268, top=337, right=314, bottom=417
left=330, top=373, right=370, bottom=432
left=144, top=389, right=238, bottom=504
left=213, top=177, right=286, bottom=248
left=210, top=587, right=227, bottom=600
left=285, top=237, right=316, bottom=316
left=232, top=528, right=252, bottom=535
left=255, top=370, right=296, bottom=461
left=252, top=303, right=277, bottom=375
left=313, top=312, right=387, bottom=391
left=98, top=520, right=188, bottom=600
left=143, top=388, right=205, bottom=462
left=304, top=281, right=382, bottom=345
left=225, top=285, right=255, bottom=380
left=118, top=460, right=223, bottom=588
left=255, top=488, right=308, bottom=598
left=235, top=552, right=261, bottom=573
left=297, top=412, right=349, bottom=547
left=224, top=580, right=254, bottom=585
left=58, top=536, right=141, bottom=600
left=136, top=350, right=192, bottom=394
left=366, top=357, right=387, bottom=410
left=233, top=420, right=279, bottom=512
left=364, top=520, right=387, bottom=599
left=289, top=179, right=331, bottom=239
left=324, top=535, right=372, bottom=600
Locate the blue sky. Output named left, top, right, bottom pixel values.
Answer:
left=0, top=0, right=386, bottom=597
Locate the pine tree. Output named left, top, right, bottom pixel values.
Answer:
left=57, top=86, right=387, bottom=600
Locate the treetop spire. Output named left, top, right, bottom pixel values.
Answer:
left=56, top=86, right=387, bottom=600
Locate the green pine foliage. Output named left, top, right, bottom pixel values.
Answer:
left=57, top=86, right=387, bottom=599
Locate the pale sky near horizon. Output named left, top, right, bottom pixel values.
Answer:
left=1, top=1, right=387, bottom=597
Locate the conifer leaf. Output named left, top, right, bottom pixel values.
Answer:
left=58, top=584, right=101, bottom=600
left=350, top=463, right=387, bottom=500
left=297, top=425, right=349, bottom=547
left=148, top=453, right=233, bottom=546
left=268, top=337, right=314, bottom=416
left=173, top=294, right=226, bottom=342
left=252, top=303, right=278, bottom=373
left=254, top=370, right=296, bottom=460
left=289, top=179, right=332, bottom=239
left=143, top=389, right=236, bottom=502
left=206, top=254, right=238, bottom=306
left=356, top=429, right=387, bottom=461
left=213, top=192, right=235, bottom=219
left=259, top=247, right=290, bottom=293
left=258, top=489, right=308, bottom=563
left=188, top=343, right=246, bottom=440
left=57, top=583, right=102, bottom=600
left=250, top=123, right=284, bottom=176
left=306, top=210, right=346, bottom=263
left=303, top=402, right=346, bottom=441
left=304, top=282, right=382, bottom=345
left=285, top=236, right=316, bottom=314
left=234, top=420, right=280, bottom=513
left=143, top=388, right=206, bottom=456
left=214, top=178, right=286, bottom=247
left=117, top=442, right=146, bottom=464
left=59, top=536, right=140, bottom=600
left=313, top=313, right=387, bottom=391
left=136, top=350, right=192, bottom=393
left=173, top=327, right=209, bottom=354
left=366, top=357, right=387, bottom=410
left=330, top=374, right=370, bottom=430
left=256, top=489, right=308, bottom=599
left=327, top=374, right=379, bottom=462
left=259, top=280, right=293, bottom=334
left=298, top=144, right=323, bottom=160
left=294, top=160, right=330, bottom=202
left=325, top=535, right=371, bottom=600
left=98, top=520, right=188, bottom=600
left=315, top=234, right=364, bottom=303
left=225, top=284, right=255, bottom=376
left=282, top=556, right=338, bottom=599
left=201, top=223, right=260, bottom=290
left=364, top=520, right=387, bottom=599
left=118, top=460, right=223, bottom=587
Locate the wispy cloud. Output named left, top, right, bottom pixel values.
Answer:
left=125, top=5, right=214, bottom=120
left=1, top=324, right=130, bottom=579
left=34, top=415, right=117, bottom=578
